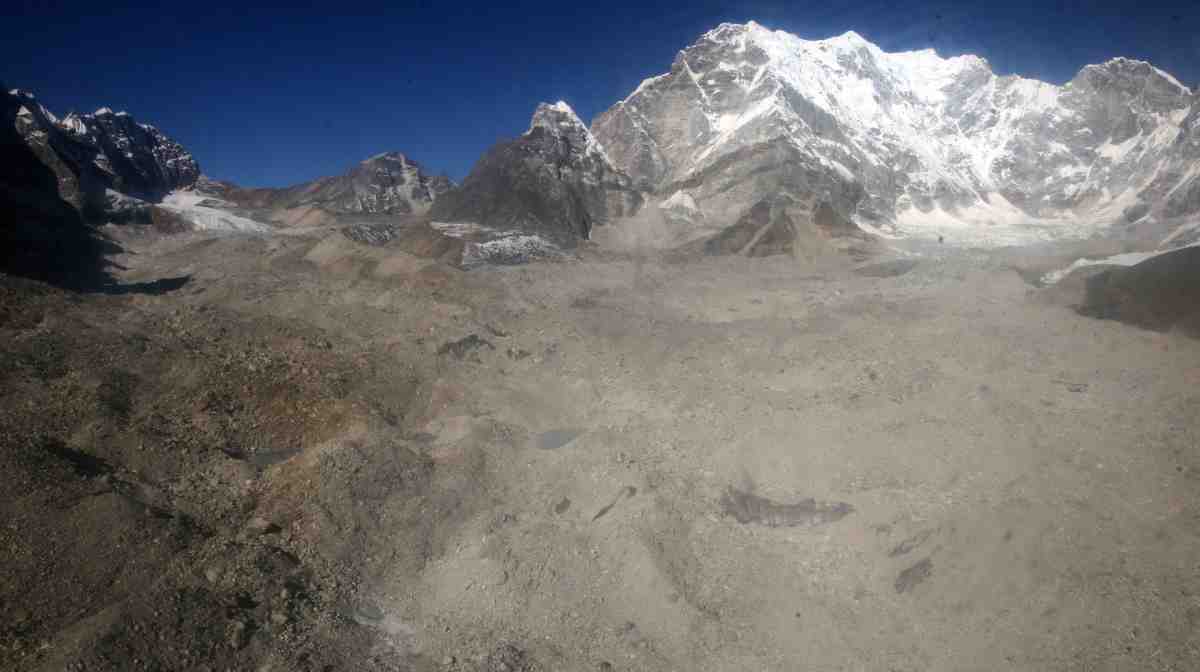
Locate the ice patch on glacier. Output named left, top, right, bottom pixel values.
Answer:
left=160, top=191, right=271, bottom=233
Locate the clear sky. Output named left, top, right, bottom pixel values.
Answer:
left=4, top=0, right=1197, bottom=187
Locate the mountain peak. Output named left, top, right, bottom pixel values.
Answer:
left=830, top=29, right=868, bottom=44
left=529, top=100, right=587, bottom=133
left=705, top=22, right=752, bottom=38
left=592, top=20, right=1200, bottom=246
left=1106, top=57, right=1190, bottom=93
left=257, top=151, right=450, bottom=215
left=527, top=101, right=613, bottom=165
left=431, top=100, right=642, bottom=244
left=1073, top=57, right=1192, bottom=97
left=5, top=86, right=200, bottom=211
left=362, top=151, right=411, bottom=164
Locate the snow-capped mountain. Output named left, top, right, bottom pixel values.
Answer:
left=6, top=88, right=199, bottom=214
left=8, top=24, right=1198, bottom=253
left=528, top=101, right=615, bottom=167
left=1134, top=101, right=1200, bottom=247
left=430, top=101, right=642, bottom=244
left=591, top=21, right=1199, bottom=245
left=7, top=88, right=106, bottom=213
left=59, top=107, right=199, bottom=201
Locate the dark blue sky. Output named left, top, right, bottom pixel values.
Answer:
left=4, top=1, right=1197, bottom=187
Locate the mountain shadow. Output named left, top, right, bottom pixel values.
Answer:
left=1, top=86, right=188, bottom=294
left=1, top=87, right=114, bottom=288
left=1078, top=246, right=1200, bottom=338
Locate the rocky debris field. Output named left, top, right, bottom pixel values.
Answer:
left=2, top=223, right=1200, bottom=671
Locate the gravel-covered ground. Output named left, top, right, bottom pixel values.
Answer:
left=3, top=223, right=1199, bottom=671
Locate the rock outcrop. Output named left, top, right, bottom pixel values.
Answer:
left=429, top=102, right=642, bottom=245
left=4, top=88, right=199, bottom=215
left=229, top=152, right=452, bottom=216
left=1077, top=245, right=1200, bottom=336
left=1, top=89, right=109, bottom=285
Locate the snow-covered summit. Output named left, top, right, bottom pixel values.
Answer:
left=546, top=100, right=576, bottom=116
left=4, top=86, right=204, bottom=224
left=363, top=151, right=411, bottom=164
left=528, top=100, right=613, bottom=165
left=429, top=100, right=643, bottom=244
left=9, top=89, right=60, bottom=124
left=592, top=20, right=1199, bottom=245
left=527, top=100, right=585, bottom=132
left=9, top=89, right=200, bottom=201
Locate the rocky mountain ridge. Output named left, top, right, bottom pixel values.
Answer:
left=591, top=22, right=1199, bottom=246
left=5, top=22, right=1199, bottom=253
left=58, top=106, right=200, bottom=201
left=8, top=89, right=200, bottom=212
left=429, top=101, right=643, bottom=246
left=2, top=87, right=461, bottom=243
left=208, top=152, right=453, bottom=217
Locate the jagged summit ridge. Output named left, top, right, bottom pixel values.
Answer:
left=59, top=106, right=200, bottom=200
left=528, top=100, right=613, bottom=166
left=592, top=21, right=1199, bottom=244
left=6, top=88, right=200, bottom=212
left=218, top=150, right=454, bottom=216
left=429, top=100, right=642, bottom=244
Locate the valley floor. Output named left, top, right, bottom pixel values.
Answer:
left=3, top=224, right=1199, bottom=671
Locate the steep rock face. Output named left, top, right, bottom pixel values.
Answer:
left=701, top=199, right=797, bottom=257
left=60, top=108, right=199, bottom=201
left=430, top=102, right=642, bottom=245
left=5, top=89, right=199, bottom=213
left=1, top=89, right=110, bottom=284
left=256, top=152, right=452, bottom=215
left=686, top=196, right=870, bottom=259
left=6, top=90, right=109, bottom=213
left=1136, top=92, right=1200, bottom=233
left=592, top=22, right=1198, bottom=245
left=1077, top=246, right=1200, bottom=337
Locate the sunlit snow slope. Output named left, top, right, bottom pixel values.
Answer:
left=592, top=22, right=1198, bottom=245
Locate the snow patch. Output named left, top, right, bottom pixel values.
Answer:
left=622, top=74, right=669, bottom=103
left=694, top=95, right=780, bottom=164
left=432, top=221, right=561, bottom=267
left=661, top=190, right=699, bottom=212
left=1041, top=242, right=1200, bottom=285
left=1161, top=218, right=1200, bottom=247
left=463, top=235, right=560, bottom=267
left=528, top=101, right=614, bottom=166
left=61, top=114, right=89, bottom=135
left=1151, top=66, right=1191, bottom=94
left=1041, top=252, right=1157, bottom=285
left=160, top=191, right=271, bottom=233
left=826, top=158, right=855, bottom=182
left=612, top=21, right=1194, bottom=248
left=1097, top=134, right=1140, bottom=161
